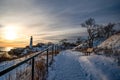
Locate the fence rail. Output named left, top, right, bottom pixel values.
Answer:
left=0, top=45, right=60, bottom=80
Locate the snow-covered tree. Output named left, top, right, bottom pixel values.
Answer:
left=81, top=18, right=96, bottom=48
left=103, top=23, right=115, bottom=38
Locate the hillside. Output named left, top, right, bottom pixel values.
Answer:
left=98, top=33, right=120, bottom=49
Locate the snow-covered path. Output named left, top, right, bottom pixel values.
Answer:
left=47, top=50, right=120, bottom=80
left=48, top=50, right=87, bottom=80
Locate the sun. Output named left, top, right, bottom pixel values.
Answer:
left=4, top=26, right=17, bottom=40
left=5, top=30, right=17, bottom=40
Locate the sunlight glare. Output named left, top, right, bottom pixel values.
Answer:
left=4, top=26, right=17, bottom=40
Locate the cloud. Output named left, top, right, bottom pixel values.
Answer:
left=0, top=24, right=3, bottom=27
left=0, top=0, right=120, bottom=44
left=0, top=0, right=119, bottom=27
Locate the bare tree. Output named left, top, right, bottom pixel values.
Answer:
left=76, top=37, right=83, bottom=45
left=103, top=23, right=115, bottom=38
left=81, top=18, right=96, bottom=48
left=59, top=39, right=67, bottom=44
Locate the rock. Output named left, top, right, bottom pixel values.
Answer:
left=8, top=48, right=25, bottom=56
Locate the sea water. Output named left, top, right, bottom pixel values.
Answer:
left=0, top=47, right=14, bottom=54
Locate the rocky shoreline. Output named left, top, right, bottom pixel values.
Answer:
left=0, top=43, right=51, bottom=62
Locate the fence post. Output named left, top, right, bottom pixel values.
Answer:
left=55, top=45, right=57, bottom=55
left=55, top=45, right=58, bottom=55
left=46, top=49, right=49, bottom=75
left=32, top=57, right=35, bottom=80
left=52, top=45, right=54, bottom=62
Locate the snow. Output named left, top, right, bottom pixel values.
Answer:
left=0, top=61, right=31, bottom=80
left=0, top=55, right=30, bottom=72
left=22, top=47, right=44, bottom=54
left=98, top=33, right=120, bottom=49
left=0, top=46, right=51, bottom=80
left=0, top=54, right=35, bottom=80
left=72, top=43, right=87, bottom=51
left=47, top=50, right=120, bottom=80
left=0, top=46, right=47, bottom=69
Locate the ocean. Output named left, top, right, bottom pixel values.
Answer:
left=0, top=47, right=14, bottom=52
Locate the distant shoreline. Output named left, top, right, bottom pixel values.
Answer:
left=0, top=47, right=15, bottom=52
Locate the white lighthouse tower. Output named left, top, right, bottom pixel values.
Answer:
left=29, top=36, right=33, bottom=49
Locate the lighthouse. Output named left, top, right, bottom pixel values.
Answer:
left=29, top=36, right=33, bottom=49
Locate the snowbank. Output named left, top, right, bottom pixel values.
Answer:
left=47, top=50, right=120, bottom=80
left=98, top=33, right=120, bottom=49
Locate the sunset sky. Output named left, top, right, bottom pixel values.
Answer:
left=0, top=0, right=120, bottom=47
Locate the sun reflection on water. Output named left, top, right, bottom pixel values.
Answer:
left=4, top=47, right=14, bottom=51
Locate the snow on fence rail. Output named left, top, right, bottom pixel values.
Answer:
left=0, top=45, right=60, bottom=80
